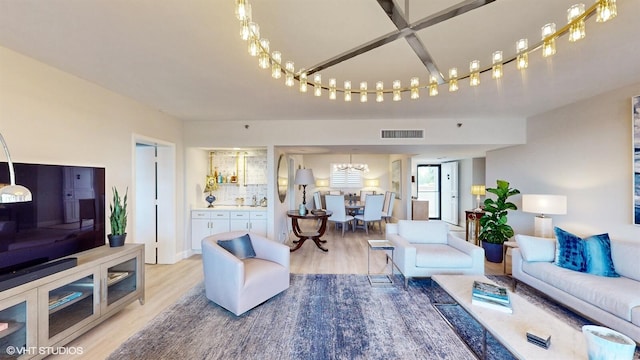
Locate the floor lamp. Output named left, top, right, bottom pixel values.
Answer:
left=522, top=194, right=567, bottom=238
left=0, top=132, right=32, bottom=203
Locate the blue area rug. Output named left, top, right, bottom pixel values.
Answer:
left=108, top=275, right=480, bottom=359
left=108, top=274, right=640, bottom=360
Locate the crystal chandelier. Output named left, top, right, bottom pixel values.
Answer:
left=233, top=0, right=617, bottom=103
left=334, top=154, right=369, bottom=173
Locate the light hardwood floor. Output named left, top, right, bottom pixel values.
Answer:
left=54, top=221, right=509, bottom=359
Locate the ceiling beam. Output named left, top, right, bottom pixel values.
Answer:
left=305, top=0, right=496, bottom=84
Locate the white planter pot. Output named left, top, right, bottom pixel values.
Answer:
left=582, top=325, right=635, bottom=360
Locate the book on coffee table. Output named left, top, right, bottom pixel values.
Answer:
left=471, top=294, right=513, bottom=313
left=472, top=280, right=510, bottom=304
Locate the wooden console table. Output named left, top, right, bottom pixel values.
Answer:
left=287, top=210, right=332, bottom=252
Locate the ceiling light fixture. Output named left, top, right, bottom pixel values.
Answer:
left=334, top=154, right=369, bottom=173
left=233, top=0, right=617, bottom=102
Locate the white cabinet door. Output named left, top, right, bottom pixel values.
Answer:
left=191, top=218, right=212, bottom=251
left=229, top=211, right=250, bottom=232
left=249, top=212, right=267, bottom=236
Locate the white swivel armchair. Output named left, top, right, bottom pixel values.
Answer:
left=202, top=231, right=290, bottom=316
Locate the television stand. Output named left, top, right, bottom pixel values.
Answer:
left=0, top=244, right=144, bottom=359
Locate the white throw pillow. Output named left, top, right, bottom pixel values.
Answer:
left=515, top=234, right=556, bottom=262
left=610, top=240, right=640, bottom=281
left=398, top=220, right=448, bottom=244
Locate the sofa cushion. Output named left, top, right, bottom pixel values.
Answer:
left=414, top=244, right=472, bottom=268
left=217, top=234, right=256, bottom=260
left=515, top=234, right=555, bottom=262
left=522, top=261, right=640, bottom=322
left=554, top=227, right=586, bottom=272
left=398, top=220, right=447, bottom=244
left=610, top=240, right=640, bottom=282
left=583, top=233, right=619, bottom=277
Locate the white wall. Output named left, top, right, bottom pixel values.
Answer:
left=486, top=82, right=640, bottom=242
left=0, top=46, right=187, bottom=257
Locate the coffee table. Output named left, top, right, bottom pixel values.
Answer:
left=431, top=274, right=587, bottom=359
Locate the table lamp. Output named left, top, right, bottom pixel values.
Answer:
left=470, top=185, right=485, bottom=211
left=522, top=194, right=567, bottom=238
left=294, top=168, right=314, bottom=215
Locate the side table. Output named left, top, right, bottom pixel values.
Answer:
left=367, top=240, right=398, bottom=286
left=503, top=241, right=518, bottom=275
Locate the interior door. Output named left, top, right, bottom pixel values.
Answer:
left=135, top=144, right=157, bottom=264
left=441, top=161, right=459, bottom=225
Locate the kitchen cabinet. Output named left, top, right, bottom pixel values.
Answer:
left=191, top=211, right=231, bottom=250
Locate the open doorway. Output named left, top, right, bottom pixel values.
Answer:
left=134, top=136, right=176, bottom=264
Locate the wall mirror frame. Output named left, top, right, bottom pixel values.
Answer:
left=277, top=154, right=288, bottom=203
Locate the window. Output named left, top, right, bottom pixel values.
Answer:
left=330, top=165, right=363, bottom=188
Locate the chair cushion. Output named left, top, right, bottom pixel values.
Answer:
left=414, top=244, right=472, bottom=268
left=217, top=233, right=256, bottom=259
left=554, top=227, right=586, bottom=272
left=515, top=234, right=555, bottom=262
left=398, top=220, right=447, bottom=244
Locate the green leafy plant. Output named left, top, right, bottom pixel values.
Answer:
left=479, top=180, right=520, bottom=244
left=109, top=187, right=128, bottom=236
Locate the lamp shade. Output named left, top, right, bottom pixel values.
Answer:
left=294, top=168, right=314, bottom=185
left=471, top=185, right=486, bottom=196
left=0, top=132, right=32, bottom=203
left=315, top=178, right=329, bottom=187
left=522, top=194, right=567, bottom=215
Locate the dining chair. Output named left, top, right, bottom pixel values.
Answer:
left=328, top=190, right=341, bottom=195
left=381, top=192, right=396, bottom=223
left=313, top=191, right=323, bottom=210
left=359, top=190, right=375, bottom=202
left=354, top=194, right=384, bottom=235
left=324, top=194, right=355, bottom=237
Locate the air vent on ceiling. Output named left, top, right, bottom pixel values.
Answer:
left=381, top=129, right=424, bottom=139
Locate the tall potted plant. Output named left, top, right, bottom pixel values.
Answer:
left=479, top=180, right=520, bottom=263
left=108, top=187, right=128, bottom=247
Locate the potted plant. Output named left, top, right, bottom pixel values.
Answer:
left=108, top=187, right=128, bottom=247
left=479, top=180, right=520, bottom=263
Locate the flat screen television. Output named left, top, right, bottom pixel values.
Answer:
left=0, top=162, right=106, bottom=275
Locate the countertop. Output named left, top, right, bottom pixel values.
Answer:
left=193, top=205, right=267, bottom=211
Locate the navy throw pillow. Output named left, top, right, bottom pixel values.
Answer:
left=554, top=227, right=586, bottom=272
left=217, top=234, right=256, bottom=259
left=583, top=233, right=619, bottom=277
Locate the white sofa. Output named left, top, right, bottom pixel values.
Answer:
left=512, top=234, right=640, bottom=343
left=386, top=220, right=485, bottom=287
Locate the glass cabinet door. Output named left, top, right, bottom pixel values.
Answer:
left=0, top=290, right=37, bottom=359
left=39, top=270, right=100, bottom=346
left=101, top=251, right=143, bottom=314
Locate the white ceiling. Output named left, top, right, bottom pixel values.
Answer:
left=1, top=0, right=639, bottom=156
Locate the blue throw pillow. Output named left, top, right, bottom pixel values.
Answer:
left=554, top=227, right=586, bottom=272
left=583, top=233, right=619, bottom=277
left=217, top=234, right=256, bottom=259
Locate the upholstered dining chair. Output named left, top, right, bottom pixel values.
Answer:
left=324, top=194, right=355, bottom=237
left=359, top=190, right=375, bottom=202
left=202, top=231, right=290, bottom=316
left=381, top=192, right=396, bottom=223
left=313, top=191, right=323, bottom=210
left=354, top=194, right=385, bottom=235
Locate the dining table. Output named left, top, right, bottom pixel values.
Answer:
left=344, top=200, right=364, bottom=216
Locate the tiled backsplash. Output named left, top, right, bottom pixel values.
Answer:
left=209, top=149, right=267, bottom=205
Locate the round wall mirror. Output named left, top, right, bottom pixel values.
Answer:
left=277, top=154, right=288, bottom=203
